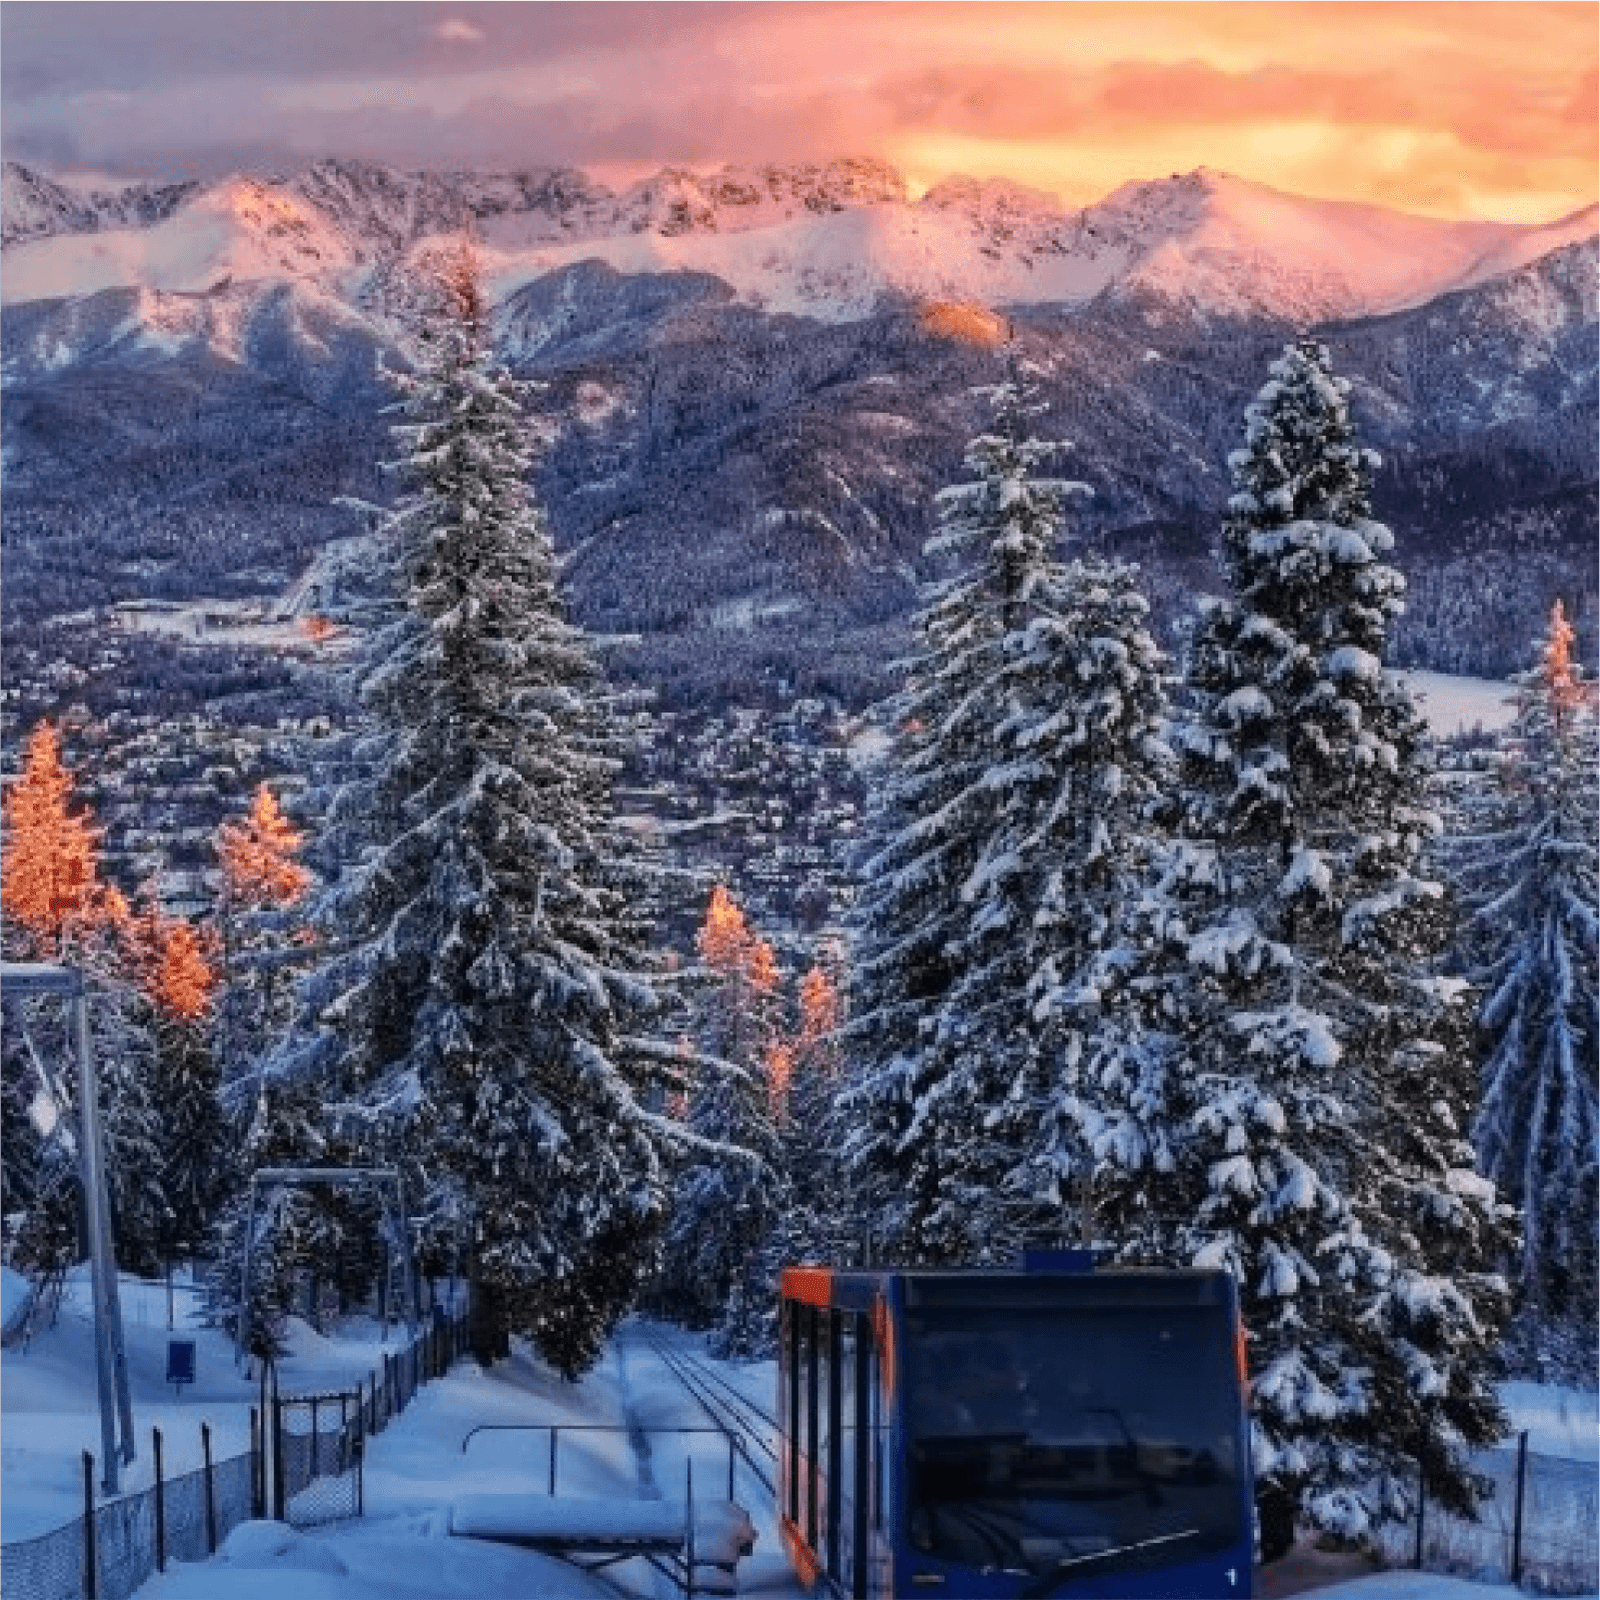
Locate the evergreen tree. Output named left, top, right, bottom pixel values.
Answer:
left=657, top=886, right=783, bottom=1352
left=1452, top=601, right=1598, bottom=1374
left=123, top=895, right=230, bottom=1269
left=1063, top=340, right=1512, bottom=1552
left=844, top=372, right=1165, bottom=1263
left=767, top=957, right=851, bottom=1270
left=283, top=241, right=678, bottom=1376
left=213, top=784, right=313, bottom=1092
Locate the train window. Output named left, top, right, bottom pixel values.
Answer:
left=805, top=1304, right=820, bottom=1547
left=869, top=1334, right=884, bottom=1534
left=852, top=1312, right=872, bottom=1599
left=825, top=1309, right=843, bottom=1579
left=837, top=1318, right=855, bottom=1584
left=902, top=1304, right=1244, bottom=1579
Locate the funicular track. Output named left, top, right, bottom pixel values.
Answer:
left=637, top=1323, right=779, bottom=1501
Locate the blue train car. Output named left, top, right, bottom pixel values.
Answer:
left=778, top=1259, right=1253, bottom=1599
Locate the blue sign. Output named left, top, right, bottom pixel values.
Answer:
left=166, top=1338, right=196, bottom=1393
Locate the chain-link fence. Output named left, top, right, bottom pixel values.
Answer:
left=0, top=1516, right=89, bottom=1600
left=0, top=1312, right=469, bottom=1600
left=1374, top=1438, right=1599, bottom=1596
left=278, top=1390, right=364, bottom=1527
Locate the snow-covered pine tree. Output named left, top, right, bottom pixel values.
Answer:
left=761, top=956, right=850, bottom=1274
left=656, top=886, right=784, bottom=1353
left=213, top=784, right=313, bottom=1093
left=1063, top=340, right=1512, bottom=1553
left=282, top=240, right=679, bottom=1377
left=844, top=370, right=1166, bottom=1263
left=1452, top=601, right=1598, bottom=1375
left=123, top=894, right=230, bottom=1270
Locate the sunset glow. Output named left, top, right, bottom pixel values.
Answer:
left=2, top=2, right=1594, bottom=222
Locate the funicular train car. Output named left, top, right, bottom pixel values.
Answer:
left=778, top=1257, right=1254, bottom=1599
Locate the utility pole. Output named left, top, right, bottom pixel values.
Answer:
left=3, top=963, right=135, bottom=1490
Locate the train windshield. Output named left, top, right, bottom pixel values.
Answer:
left=905, top=1304, right=1245, bottom=1581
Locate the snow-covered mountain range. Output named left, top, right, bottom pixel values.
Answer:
left=2, top=154, right=1594, bottom=705
left=4, top=155, right=1594, bottom=328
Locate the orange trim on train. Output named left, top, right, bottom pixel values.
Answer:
left=781, top=1266, right=835, bottom=1307
left=780, top=1515, right=822, bottom=1586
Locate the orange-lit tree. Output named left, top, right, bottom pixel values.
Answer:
left=123, top=892, right=230, bottom=1269
left=1, top=722, right=164, bottom=1278
left=1, top=721, right=126, bottom=957
left=763, top=955, right=854, bottom=1283
left=213, top=784, right=313, bottom=1089
left=657, top=885, right=786, bottom=1352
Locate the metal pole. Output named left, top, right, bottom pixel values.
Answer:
left=82, top=1450, right=98, bottom=1600
left=74, top=987, right=128, bottom=1492
left=1511, top=1429, right=1529, bottom=1585
left=272, top=1365, right=286, bottom=1522
left=550, top=1427, right=558, bottom=1497
left=686, top=1455, right=695, bottom=1600
left=153, top=1427, right=166, bottom=1571
left=202, top=1421, right=217, bottom=1554
left=236, top=1176, right=259, bottom=1370
left=250, top=1407, right=262, bottom=1519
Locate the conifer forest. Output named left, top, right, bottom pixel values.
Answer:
left=3, top=161, right=1596, bottom=1594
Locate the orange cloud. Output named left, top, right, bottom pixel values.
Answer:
left=3, top=1, right=1592, bottom=223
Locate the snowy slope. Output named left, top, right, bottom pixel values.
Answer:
left=0, top=177, right=362, bottom=304
left=0, top=163, right=200, bottom=249
left=1086, top=167, right=1599, bottom=323
left=4, top=156, right=1593, bottom=328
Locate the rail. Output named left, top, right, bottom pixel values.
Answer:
left=637, top=1325, right=779, bottom=1499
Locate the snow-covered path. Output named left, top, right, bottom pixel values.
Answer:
left=124, top=1319, right=806, bottom=1599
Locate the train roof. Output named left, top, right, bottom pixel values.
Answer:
left=780, top=1263, right=1238, bottom=1314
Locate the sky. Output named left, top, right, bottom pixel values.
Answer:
left=2, top=2, right=1594, bottom=224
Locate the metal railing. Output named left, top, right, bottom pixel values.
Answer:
left=461, top=1423, right=745, bottom=1501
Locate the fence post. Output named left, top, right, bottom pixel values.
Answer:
left=1511, top=1429, right=1529, bottom=1586
left=153, top=1426, right=166, bottom=1572
left=1415, top=1457, right=1426, bottom=1569
left=272, top=1373, right=286, bottom=1522
left=311, top=1397, right=321, bottom=1480
left=249, top=1407, right=262, bottom=1519
left=202, top=1421, right=218, bottom=1554
left=550, top=1427, right=559, bottom=1497
left=82, top=1450, right=98, bottom=1600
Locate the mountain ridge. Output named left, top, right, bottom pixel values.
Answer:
left=4, top=155, right=1594, bottom=331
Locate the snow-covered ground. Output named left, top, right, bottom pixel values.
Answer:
left=1398, top=670, right=1519, bottom=737
left=128, top=1322, right=805, bottom=1600
left=2, top=1267, right=425, bottom=1542
left=3, top=1269, right=1593, bottom=1598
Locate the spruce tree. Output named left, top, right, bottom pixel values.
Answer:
left=1065, top=340, right=1512, bottom=1551
left=843, top=371, right=1166, bottom=1263
left=1452, top=601, right=1598, bottom=1374
left=284, top=241, right=678, bottom=1376
left=124, top=897, right=230, bottom=1270
left=213, top=784, right=313, bottom=1093
left=656, top=886, right=783, bottom=1351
